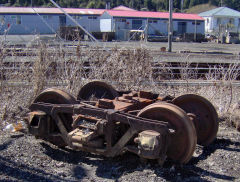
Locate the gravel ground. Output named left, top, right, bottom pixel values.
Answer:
left=0, top=120, right=239, bottom=182
left=1, top=34, right=240, bottom=54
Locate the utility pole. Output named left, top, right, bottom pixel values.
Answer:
left=168, top=0, right=173, bottom=52
left=181, top=0, right=184, bottom=12
left=145, top=19, right=149, bottom=42
left=194, top=19, right=197, bottom=42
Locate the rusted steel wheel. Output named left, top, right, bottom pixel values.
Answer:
left=137, top=102, right=197, bottom=164
left=77, top=81, right=119, bottom=101
left=172, top=94, right=218, bottom=146
left=34, top=88, right=77, bottom=106
left=34, top=88, right=77, bottom=146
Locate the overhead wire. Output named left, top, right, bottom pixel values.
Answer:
left=49, top=0, right=98, bottom=43
left=1, top=7, right=61, bottom=45
left=31, top=7, right=64, bottom=41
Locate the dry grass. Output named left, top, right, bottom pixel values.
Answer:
left=87, top=48, right=154, bottom=90
left=0, top=42, right=240, bottom=130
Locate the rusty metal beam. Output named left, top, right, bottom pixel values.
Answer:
left=108, top=127, right=137, bottom=157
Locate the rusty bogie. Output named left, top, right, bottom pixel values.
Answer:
left=27, top=82, right=219, bottom=165
left=28, top=102, right=169, bottom=162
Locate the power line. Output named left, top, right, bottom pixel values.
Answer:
left=49, top=0, right=98, bottom=42
left=31, top=7, right=63, bottom=41
left=181, top=0, right=184, bottom=12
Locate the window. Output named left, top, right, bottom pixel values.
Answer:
left=16, top=16, right=21, bottom=24
left=42, top=15, right=48, bottom=19
left=73, top=15, right=82, bottom=20
left=207, top=18, right=209, bottom=25
left=192, top=21, right=200, bottom=25
left=149, top=19, right=158, bottom=23
left=132, top=20, right=143, bottom=30
left=42, top=15, right=52, bottom=19
left=10, top=15, right=21, bottom=24
left=116, top=18, right=126, bottom=22
left=73, top=16, right=77, bottom=19
left=217, top=18, right=221, bottom=25
left=88, top=16, right=97, bottom=19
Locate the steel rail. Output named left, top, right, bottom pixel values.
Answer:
left=2, top=48, right=240, bottom=62
left=2, top=80, right=240, bottom=87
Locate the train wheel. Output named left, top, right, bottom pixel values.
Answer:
left=137, top=102, right=197, bottom=164
left=172, top=94, right=218, bottom=146
left=77, top=81, right=119, bottom=101
left=33, top=88, right=77, bottom=146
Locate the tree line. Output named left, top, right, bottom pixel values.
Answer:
left=1, top=0, right=240, bottom=12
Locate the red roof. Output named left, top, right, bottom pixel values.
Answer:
left=0, top=7, right=203, bottom=21
left=105, top=10, right=204, bottom=20
left=0, top=7, right=104, bottom=15
left=112, top=5, right=137, bottom=11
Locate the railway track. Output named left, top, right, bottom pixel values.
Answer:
left=1, top=64, right=239, bottom=80
left=2, top=80, right=240, bottom=87
left=1, top=46, right=240, bottom=80
left=1, top=46, right=240, bottom=60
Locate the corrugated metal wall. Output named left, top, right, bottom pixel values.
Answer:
left=0, top=14, right=101, bottom=35
left=0, top=14, right=59, bottom=34
left=100, top=16, right=204, bottom=40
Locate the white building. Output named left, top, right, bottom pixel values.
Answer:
left=199, top=7, right=240, bottom=34
left=100, top=9, right=205, bottom=40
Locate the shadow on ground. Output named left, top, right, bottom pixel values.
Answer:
left=39, top=136, right=237, bottom=181
left=0, top=139, right=86, bottom=182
